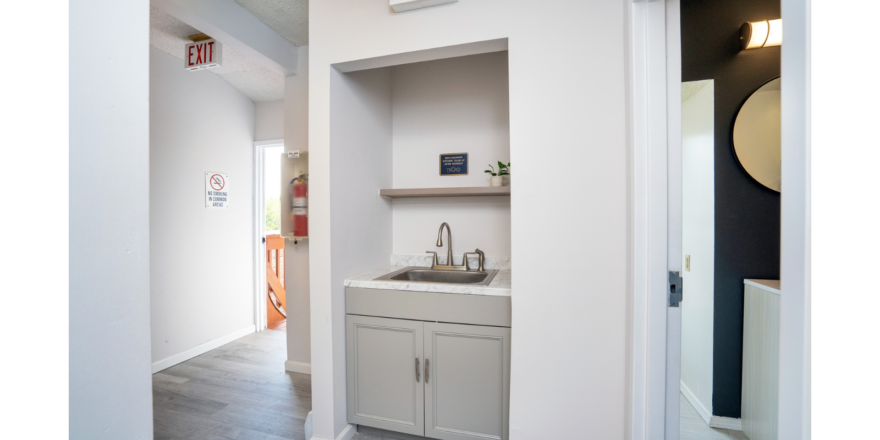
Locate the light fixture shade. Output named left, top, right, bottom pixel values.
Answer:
left=765, top=19, right=783, bottom=47
left=740, top=19, right=782, bottom=50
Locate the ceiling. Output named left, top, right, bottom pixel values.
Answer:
left=234, top=0, right=309, bottom=46
left=149, top=5, right=292, bottom=102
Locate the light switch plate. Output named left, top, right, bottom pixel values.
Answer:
left=685, top=255, right=691, bottom=271
left=390, top=0, right=457, bottom=13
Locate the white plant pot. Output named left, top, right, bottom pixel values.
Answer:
left=490, top=176, right=503, bottom=187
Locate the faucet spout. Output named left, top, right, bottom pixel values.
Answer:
left=436, top=222, right=453, bottom=266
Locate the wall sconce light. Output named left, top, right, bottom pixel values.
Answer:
left=740, top=19, right=782, bottom=50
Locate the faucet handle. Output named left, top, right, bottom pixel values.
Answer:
left=463, top=252, right=476, bottom=271
left=425, top=251, right=439, bottom=268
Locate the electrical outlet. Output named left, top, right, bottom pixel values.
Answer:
left=685, top=255, right=691, bottom=271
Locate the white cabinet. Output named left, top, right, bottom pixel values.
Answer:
left=346, top=309, right=511, bottom=440
left=346, top=315, right=424, bottom=436
left=424, top=322, right=510, bottom=440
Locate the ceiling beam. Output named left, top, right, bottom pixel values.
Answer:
left=152, top=0, right=298, bottom=76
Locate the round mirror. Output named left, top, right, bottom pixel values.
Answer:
left=733, top=77, right=781, bottom=192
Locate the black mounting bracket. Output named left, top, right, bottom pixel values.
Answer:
left=669, top=271, right=683, bottom=307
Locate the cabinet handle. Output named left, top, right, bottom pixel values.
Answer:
left=425, top=358, right=430, bottom=383
left=415, top=358, right=420, bottom=382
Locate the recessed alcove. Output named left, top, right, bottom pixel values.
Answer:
left=329, top=40, right=511, bottom=264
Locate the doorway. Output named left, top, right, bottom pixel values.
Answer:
left=670, top=2, right=785, bottom=438
left=254, top=140, right=286, bottom=332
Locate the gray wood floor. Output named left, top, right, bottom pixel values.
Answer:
left=152, top=329, right=311, bottom=440
left=151, top=331, right=743, bottom=440
left=679, top=393, right=750, bottom=440
left=351, top=395, right=752, bottom=440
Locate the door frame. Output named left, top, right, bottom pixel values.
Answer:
left=777, top=0, right=811, bottom=437
left=253, top=139, right=285, bottom=332
left=629, top=0, right=811, bottom=438
left=629, top=1, right=672, bottom=438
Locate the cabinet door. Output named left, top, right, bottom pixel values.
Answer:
left=424, top=322, right=511, bottom=440
left=346, top=315, right=424, bottom=435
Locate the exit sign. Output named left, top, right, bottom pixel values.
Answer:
left=185, top=39, right=222, bottom=71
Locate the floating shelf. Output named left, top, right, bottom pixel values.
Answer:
left=379, top=186, right=510, bottom=198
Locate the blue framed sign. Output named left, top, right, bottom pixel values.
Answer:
left=440, top=153, right=468, bottom=176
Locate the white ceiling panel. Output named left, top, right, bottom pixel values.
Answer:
left=234, top=0, right=308, bottom=46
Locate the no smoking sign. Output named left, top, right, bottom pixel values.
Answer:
left=205, top=172, right=230, bottom=208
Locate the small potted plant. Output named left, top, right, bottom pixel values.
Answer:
left=485, top=161, right=510, bottom=187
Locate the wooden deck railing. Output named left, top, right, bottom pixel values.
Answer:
left=266, top=234, right=286, bottom=326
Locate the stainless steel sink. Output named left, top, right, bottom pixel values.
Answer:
left=375, top=267, right=498, bottom=286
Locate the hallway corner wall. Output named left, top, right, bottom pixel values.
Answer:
left=149, top=47, right=256, bottom=370
left=284, top=46, right=312, bottom=369
left=255, top=99, right=285, bottom=141
left=70, top=1, right=154, bottom=438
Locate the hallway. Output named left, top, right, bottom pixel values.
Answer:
left=152, top=330, right=310, bottom=440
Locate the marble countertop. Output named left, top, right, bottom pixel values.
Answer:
left=744, top=279, right=781, bottom=294
left=344, top=265, right=512, bottom=297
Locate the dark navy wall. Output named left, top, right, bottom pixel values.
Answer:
left=681, top=0, right=780, bottom=418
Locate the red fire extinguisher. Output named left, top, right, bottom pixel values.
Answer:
left=291, top=174, right=308, bottom=237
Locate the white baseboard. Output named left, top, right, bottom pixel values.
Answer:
left=680, top=380, right=712, bottom=426
left=151, top=325, right=256, bottom=373
left=710, top=416, right=743, bottom=431
left=335, top=424, right=356, bottom=440
left=309, top=424, right=356, bottom=440
left=285, top=360, right=312, bottom=375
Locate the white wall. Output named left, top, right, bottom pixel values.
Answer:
left=391, top=52, right=511, bottom=257
left=284, top=46, right=312, bottom=369
left=806, top=0, right=813, bottom=440
left=149, top=47, right=256, bottom=369
left=779, top=0, right=812, bottom=440
left=325, top=66, right=395, bottom=433
left=285, top=46, right=309, bottom=157
left=680, top=81, right=715, bottom=421
left=70, top=1, right=154, bottom=438
left=255, top=99, right=285, bottom=141
left=309, top=1, right=629, bottom=439
left=391, top=52, right=510, bottom=189
left=392, top=197, right=510, bottom=258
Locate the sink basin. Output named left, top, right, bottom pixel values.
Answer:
left=375, top=267, right=498, bottom=286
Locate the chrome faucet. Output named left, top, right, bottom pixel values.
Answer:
left=428, top=223, right=485, bottom=272
left=433, top=222, right=462, bottom=270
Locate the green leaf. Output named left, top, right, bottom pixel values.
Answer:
left=484, top=170, right=492, bottom=173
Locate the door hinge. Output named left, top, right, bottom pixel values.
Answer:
left=669, top=271, right=683, bottom=307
